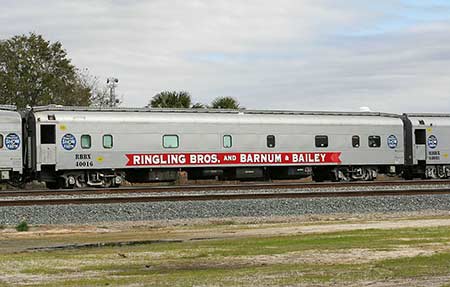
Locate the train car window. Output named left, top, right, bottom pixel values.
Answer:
left=163, top=135, right=179, bottom=148
left=368, top=136, right=381, bottom=148
left=103, top=135, right=113, bottom=149
left=81, top=135, right=91, bottom=149
left=315, top=135, right=328, bottom=148
left=0, top=134, right=3, bottom=149
left=415, top=129, right=426, bottom=144
left=223, top=135, right=232, bottom=148
left=40, top=125, right=56, bottom=144
left=267, top=135, right=275, bottom=148
left=352, top=135, right=360, bottom=148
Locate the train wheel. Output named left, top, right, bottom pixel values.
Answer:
left=75, top=174, right=88, bottom=188
left=437, top=166, right=446, bottom=179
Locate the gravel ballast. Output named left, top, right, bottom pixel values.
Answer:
left=1, top=194, right=450, bottom=225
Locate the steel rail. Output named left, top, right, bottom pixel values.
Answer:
left=1, top=188, right=450, bottom=207
left=2, top=179, right=450, bottom=198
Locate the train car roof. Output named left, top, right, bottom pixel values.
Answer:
left=32, top=105, right=401, bottom=118
left=405, top=113, right=450, bottom=127
left=30, top=105, right=405, bottom=126
left=0, top=105, right=17, bottom=111
left=0, top=106, right=22, bottom=124
left=404, top=113, right=450, bottom=118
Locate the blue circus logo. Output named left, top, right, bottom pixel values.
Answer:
left=5, top=133, right=20, bottom=150
left=428, top=135, right=438, bottom=149
left=387, top=135, right=398, bottom=149
left=61, top=134, right=76, bottom=150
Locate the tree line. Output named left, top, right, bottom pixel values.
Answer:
left=149, top=91, right=241, bottom=109
left=0, top=33, right=242, bottom=110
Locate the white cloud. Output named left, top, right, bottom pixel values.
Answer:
left=1, top=0, right=450, bottom=112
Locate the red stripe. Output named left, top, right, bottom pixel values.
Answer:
left=125, top=152, right=341, bottom=166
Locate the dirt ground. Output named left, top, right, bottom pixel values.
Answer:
left=2, top=211, right=450, bottom=286
left=3, top=210, right=450, bottom=243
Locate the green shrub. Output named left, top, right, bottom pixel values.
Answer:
left=16, top=221, right=29, bottom=232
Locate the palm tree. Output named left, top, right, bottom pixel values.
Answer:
left=211, top=96, right=241, bottom=109
left=150, top=91, right=192, bottom=108
left=191, top=102, right=207, bottom=109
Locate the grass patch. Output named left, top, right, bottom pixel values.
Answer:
left=2, top=225, right=450, bottom=286
left=160, top=226, right=450, bottom=258
left=34, top=253, right=450, bottom=287
left=15, top=220, right=29, bottom=232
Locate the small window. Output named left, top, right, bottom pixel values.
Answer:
left=103, top=135, right=113, bottom=149
left=352, top=135, right=360, bottom=148
left=315, top=135, right=328, bottom=148
left=81, top=135, right=91, bottom=149
left=163, top=135, right=179, bottom=148
left=368, top=136, right=381, bottom=148
left=0, top=134, right=3, bottom=149
left=267, top=135, right=275, bottom=148
left=223, top=135, right=232, bottom=148
left=415, top=129, right=426, bottom=145
left=40, top=125, right=56, bottom=144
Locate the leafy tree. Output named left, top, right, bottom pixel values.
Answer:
left=0, top=33, right=91, bottom=108
left=211, top=96, right=241, bottom=109
left=150, top=91, right=192, bottom=108
left=78, top=69, right=122, bottom=108
left=90, top=86, right=115, bottom=108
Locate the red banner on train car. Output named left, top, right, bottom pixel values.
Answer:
left=125, top=152, right=341, bottom=166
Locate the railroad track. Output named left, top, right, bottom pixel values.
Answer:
left=2, top=179, right=450, bottom=198
left=1, top=187, right=450, bottom=207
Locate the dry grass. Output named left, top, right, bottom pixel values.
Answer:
left=1, top=213, right=450, bottom=286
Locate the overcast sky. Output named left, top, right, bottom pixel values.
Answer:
left=2, top=0, right=450, bottom=112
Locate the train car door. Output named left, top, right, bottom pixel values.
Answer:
left=414, top=129, right=426, bottom=163
left=40, top=124, right=56, bottom=165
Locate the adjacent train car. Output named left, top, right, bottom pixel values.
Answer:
left=0, top=105, right=23, bottom=182
left=26, top=106, right=405, bottom=188
left=403, top=113, right=450, bottom=179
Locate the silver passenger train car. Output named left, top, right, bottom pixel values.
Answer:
left=0, top=105, right=23, bottom=182
left=403, top=113, right=450, bottom=179
left=26, top=106, right=407, bottom=188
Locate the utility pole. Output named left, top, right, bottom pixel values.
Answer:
left=106, top=77, right=119, bottom=107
